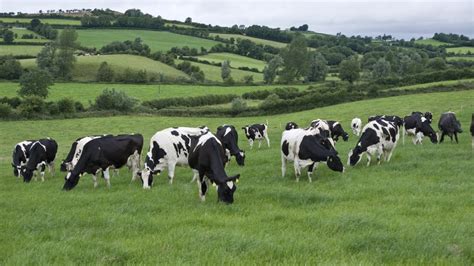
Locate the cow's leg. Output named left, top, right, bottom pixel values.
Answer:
left=92, top=174, right=98, bottom=188
left=168, top=163, right=176, bottom=184
left=48, top=161, right=55, bottom=177
left=307, top=163, right=315, bottom=183
left=39, top=164, right=46, bottom=182
left=440, top=132, right=445, bottom=143
left=197, top=171, right=207, bottom=201
left=258, top=139, right=262, bottom=148
left=190, top=169, right=199, bottom=183
left=366, top=152, right=372, bottom=166
left=281, top=154, right=287, bottom=178
left=103, top=168, right=111, bottom=188
left=249, top=139, right=254, bottom=149
left=265, top=134, right=270, bottom=147
left=454, top=132, right=459, bottom=144
left=449, top=133, right=453, bottom=142
left=376, top=146, right=384, bottom=165
left=293, top=161, right=301, bottom=182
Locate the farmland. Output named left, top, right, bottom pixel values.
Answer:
left=446, top=46, right=474, bottom=54
left=414, top=38, right=451, bottom=46
left=0, top=17, right=81, bottom=25
left=0, top=28, right=48, bottom=43
left=0, top=45, right=44, bottom=56
left=383, top=78, right=474, bottom=91
left=176, top=59, right=264, bottom=82
left=0, top=90, right=473, bottom=264
left=209, top=33, right=288, bottom=48
left=195, top=52, right=267, bottom=71
left=74, top=29, right=221, bottom=52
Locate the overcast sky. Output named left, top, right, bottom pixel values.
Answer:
left=1, top=0, right=473, bottom=39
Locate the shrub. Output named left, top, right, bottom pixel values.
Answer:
left=94, top=88, right=137, bottom=112
left=18, top=69, right=53, bottom=98
left=0, top=103, right=12, bottom=118
left=231, top=97, right=248, bottom=113
left=96, top=62, right=114, bottom=82
left=19, top=96, right=46, bottom=117
left=74, top=101, right=85, bottom=112
left=242, top=75, right=254, bottom=85
left=0, top=56, right=23, bottom=80
left=0, top=97, right=22, bottom=108
left=47, top=102, right=60, bottom=115
left=57, top=98, right=76, bottom=113
left=260, top=93, right=282, bottom=110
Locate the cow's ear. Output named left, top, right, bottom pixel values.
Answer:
left=227, top=174, right=240, bottom=183
left=11, top=163, right=16, bottom=167
left=217, top=126, right=223, bottom=131
left=241, top=127, right=246, bottom=130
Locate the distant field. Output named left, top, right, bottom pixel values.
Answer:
left=195, top=52, right=267, bottom=71
left=0, top=28, right=48, bottom=43
left=446, top=56, right=474, bottom=62
left=176, top=59, right=264, bottom=82
left=75, top=29, right=220, bottom=52
left=0, top=45, right=43, bottom=56
left=383, top=78, right=474, bottom=91
left=164, top=22, right=195, bottom=29
left=209, top=33, right=288, bottom=48
left=20, top=54, right=188, bottom=82
left=415, top=38, right=451, bottom=46
left=0, top=17, right=81, bottom=25
left=0, top=82, right=308, bottom=104
left=446, top=47, right=474, bottom=54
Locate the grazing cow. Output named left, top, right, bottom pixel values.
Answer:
left=242, top=124, right=270, bottom=149
left=281, top=128, right=344, bottom=182
left=12, top=140, right=34, bottom=178
left=470, top=114, right=474, bottom=149
left=412, top=111, right=433, bottom=123
left=309, top=119, right=331, bottom=138
left=20, top=138, right=58, bottom=182
left=216, top=125, right=245, bottom=166
left=368, top=115, right=404, bottom=129
left=438, top=112, right=463, bottom=143
left=351, top=118, right=362, bottom=136
left=63, top=134, right=143, bottom=190
left=403, top=113, right=438, bottom=145
left=348, top=119, right=399, bottom=166
left=188, top=132, right=240, bottom=204
left=60, top=135, right=108, bottom=172
left=285, top=122, right=299, bottom=130
left=327, top=120, right=349, bottom=142
left=140, top=127, right=209, bottom=188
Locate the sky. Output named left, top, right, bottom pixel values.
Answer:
left=1, top=0, right=473, bottom=39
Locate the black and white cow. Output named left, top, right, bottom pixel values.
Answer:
left=438, top=112, right=463, bottom=143
left=12, top=140, right=34, bottom=178
left=412, top=111, right=433, bottom=123
left=140, top=127, right=209, bottom=188
left=20, top=138, right=58, bottom=182
left=285, top=122, right=299, bottom=130
left=348, top=119, right=399, bottom=166
left=242, top=124, right=270, bottom=149
left=403, top=113, right=438, bottom=145
left=351, top=118, right=362, bottom=136
left=281, top=127, right=344, bottom=182
left=470, top=113, right=474, bottom=149
left=327, top=120, right=349, bottom=142
left=63, top=134, right=143, bottom=190
left=60, top=135, right=110, bottom=172
left=216, top=125, right=245, bottom=166
left=368, top=115, right=404, bottom=129
left=188, top=132, right=240, bottom=204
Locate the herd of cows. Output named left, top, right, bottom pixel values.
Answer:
left=10, top=111, right=474, bottom=204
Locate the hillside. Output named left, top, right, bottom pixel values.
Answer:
left=176, top=59, right=264, bottom=82
left=195, top=52, right=267, bottom=71
left=0, top=28, right=47, bottom=43
left=209, top=33, right=288, bottom=48
left=0, top=45, right=43, bottom=56
left=414, top=38, right=451, bottom=46
left=0, top=17, right=81, bottom=25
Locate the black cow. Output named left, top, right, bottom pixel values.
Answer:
left=438, top=112, right=462, bottom=143
left=242, top=124, right=270, bottom=149
left=403, top=113, right=438, bottom=145
left=368, top=115, right=404, bottom=128
left=63, top=134, right=143, bottom=190
left=21, top=138, right=58, bottom=182
left=327, top=120, right=349, bottom=142
left=12, top=140, right=34, bottom=178
left=216, top=125, right=245, bottom=166
left=285, top=122, right=299, bottom=130
left=188, top=132, right=240, bottom=204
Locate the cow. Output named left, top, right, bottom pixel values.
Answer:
left=140, top=127, right=209, bottom=189
left=281, top=127, right=344, bottom=182
left=242, top=124, right=270, bottom=149
left=403, top=113, right=438, bottom=145
left=348, top=119, right=399, bottom=167
left=412, top=111, right=433, bottom=123
left=285, top=122, right=299, bottom=130
left=63, top=134, right=143, bottom=190
left=188, top=132, right=240, bottom=204
left=309, top=119, right=336, bottom=148
left=12, top=140, right=34, bottom=178
left=368, top=115, right=404, bottom=129
left=215, top=125, right=245, bottom=166
left=470, top=113, right=474, bottom=149
left=438, top=112, right=463, bottom=143
left=20, top=138, right=58, bottom=182
left=351, top=118, right=362, bottom=136
left=327, top=120, right=349, bottom=142
left=60, top=135, right=107, bottom=172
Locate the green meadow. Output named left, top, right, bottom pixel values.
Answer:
left=0, top=17, right=81, bottom=25
left=176, top=59, right=264, bottom=82
left=0, top=90, right=473, bottom=264
left=415, top=38, right=451, bottom=46
left=446, top=47, right=474, bottom=54
left=196, top=52, right=267, bottom=71
left=209, top=33, right=288, bottom=48
left=0, top=45, right=44, bottom=56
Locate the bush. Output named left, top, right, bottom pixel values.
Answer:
left=19, top=96, right=46, bottom=117
left=18, top=69, right=53, bottom=98
left=74, top=101, right=85, bottom=112
left=242, top=75, right=254, bottom=85
left=47, top=102, right=60, bottom=115
left=94, top=88, right=137, bottom=112
left=57, top=98, right=76, bottom=113
left=260, top=93, right=282, bottom=110
left=0, top=103, right=13, bottom=118
left=143, top=94, right=237, bottom=110
left=231, top=97, right=248, bottom=112
left=0, top=56, right=23, bottom=80
left=0, top=97, right=22, bottom=108
left=96, top=62, right=114, bottom=82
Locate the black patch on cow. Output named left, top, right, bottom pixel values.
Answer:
left=376, top=119, right=388, bottom=127
left=373, top=124, right=379, bottom=130
left=282, top=140, right=289, bottom=156
left=170, top=130, right=179, bottom=136
left=181, top=134, right=191, bottom=150
left=389, top=127, right=397, bottom=142
left=173, top=143, right=179, bottom=156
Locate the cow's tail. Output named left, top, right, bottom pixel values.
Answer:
left=472, top=136, right=474, bottom=151
left=402, top=125, right=405, bottom=145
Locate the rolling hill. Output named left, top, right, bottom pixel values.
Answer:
left=209, top=33, right=288, bottom=48
left=0, top=45, right=44, bottom=56
left=0, top=17, right=81, bottom=25
left=195, top=52, right=267, bottom=71
left=176, top=59, right=264, bottom=82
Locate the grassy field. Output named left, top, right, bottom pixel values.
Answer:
left=209, top=33, right=288, bottom=48
left=74, top=29, right=220, bottom=52
left=0, top=17, right=81, bottom=25
left=20, top=54, right=188, bottom=82
left=176, top=59, right=264, bottom=82
left=0, top=82, right=308, bottom=105
left=164, top=22, right=195, bottom=29
left=446, top=47, right=474, bottom=54
left=447, top=56, right=474, bottom=62
left=414, top=38, right=451, bottom=46
left=0, top=90, right=473, bottom=264
left=195, top=52, right=267, bottom=71
left=0, top=28, right=48, bottom=43
left=383, top=78, right=474, bottom=91
left=0, top=45, right=44, bottom=56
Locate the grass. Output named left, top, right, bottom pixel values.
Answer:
left=177, top=59, right=264, bottom=82
left=447, top=56, right=474, bottom=62
left=164, top=22, right=195, bottom=29
left=0, top=82, right=308, bottom=105
left=74, top=29, right=221, bottom=52
left=195, top=52, right=267, bottom=71
left=415, top=38, right=451, bottom=46
left=0, top=45, right=44, bottom=56
left=383, top=78, right=474, bottom=91
left=0, top=17, right=81, bottom=25
left=209, top=33, right=288, bottom=48
left=446, top=47, right=474, bottom=55
left=19, top=54, right=188, bottom=82
left=0, top=28, right=48, bottom=43
left=0, top=90, right=473, bottom=264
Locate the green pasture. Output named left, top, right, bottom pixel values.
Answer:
left=446, top=47, right=474, bottom=55
left=0, top=45, right=44, bottom=56
left=195, top=52, right=267, bottom=71
left=447, top=56, right=474, bottom=62
left=383, top=79, right=474, bottom=91
left=0, top=17, right=81, bottom=25
left=0, top=90, right=473, bottom=264
left=415, top=38, right=451, bottom=46
left=176, top=59, right=264, bottom=82
left=0, top=28, right=48, bottom=43
left=209, top=33, right=288, bottom=48
left=74, top=29, right=220, bottom=52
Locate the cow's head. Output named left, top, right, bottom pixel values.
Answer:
left=285, top=122, right=298, bottom=130
left=21, top=166, right=35, bottom=182
left=351, top=118, right=362, bottom=136
left=60, top=161, right=73, bottom=172
left=62, top=171, right=81, bottom=190
left=235, top=150, right=245, bottom=166
left=424, top=112, right=433, bottom=123
left=216, top=174, right=240, bottom=204
left=393, top=116, right=404, bottom=128
left=327, top=155, right=344, bottom=172
left=348, top=146, right=363, bottom=166
left=241, top=126, right=250, bottom=137
left=453, top=118, right=463, bottom=133
left=421, top=118, right=438, bottom=143
left=331, top=123, right=349, bottom=142
left=12, top=163, right=20, bottom=177
left=140, top=142, right=167, bottom=189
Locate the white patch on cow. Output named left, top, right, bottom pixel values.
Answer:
left=71, top=136, right=100, bottom=169
left=226, top=181, right=234, bottom=189
left=66, top=172, right=71, bottom=180
left=351, top=118, right=362, bottom=136
left=223, top=127, right=232, bottom=137
left=421, top=117, right=427, bottom=123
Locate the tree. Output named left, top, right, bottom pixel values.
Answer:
left=306, top=52, right=328, bottom=82
left=185, top=17, right=192, bottom=24
left=3, top=30, right=14, bottom=43
left=0, top=56, right=23, bottom=79
left=221, top=60, right=231, bottom=81
left=263, top=55, right=283, bottom=84
left=96, top=61, right=114, bottom=82
left=54, top=28, right=78, bottom=79
left=30, top=18, right=41, bottom=29
left=339, top=57, right=360, bottom=84
left=18, top=69, right=53, bottom=98
left=36, top=44, right=57, bottom=73
left=427, top=57, right=447, bottom=70
left=279, top=34, right=310, bottom=83
left=371, top=58, right=391, bottom=80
